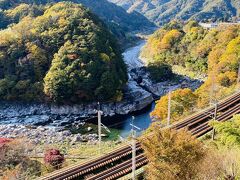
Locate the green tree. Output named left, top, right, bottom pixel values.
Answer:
left=210, top=114, right=240, bottom=147
left=0, top=2, right=128, bottom=103
left=147, top=62, right=173, bottom=82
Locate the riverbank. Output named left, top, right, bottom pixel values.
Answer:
left=0, top=39, right=203, bottom=144
left=0, top=124, right=97, bottom=145
left=0, top=41, right=150, bottom=126
left=0, top=40, right=202, bottom=125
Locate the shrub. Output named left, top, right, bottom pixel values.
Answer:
left=147, top=62, right=173, bottom=82
left=44, top=149, right=64, bottom=169
left=141, top=127, right=206, bottom=180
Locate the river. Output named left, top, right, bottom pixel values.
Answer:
left=0, top=40, right=156, bottom=140
left=0, top=39, right=201, bottom=140
left=98, top=39, right=201, bottom=137
left=102, top=102, right=155, bottom=137
left=101, top=40, right=155, bottom=137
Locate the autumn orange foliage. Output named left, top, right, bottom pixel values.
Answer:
left=151, top=88, right=197, bottom=123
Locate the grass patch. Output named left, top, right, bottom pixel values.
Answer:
left=66, top=123, right=120, bottom=141
left=32, top=140, right=126, bottom=176
left=172, top=65, right=206, bottom=80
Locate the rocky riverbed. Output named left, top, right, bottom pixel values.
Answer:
left=0, top=124, right=98, bottom=145
left=0, top=41, right=202, bottom=126
left=0, top=40, right=202, bottom=144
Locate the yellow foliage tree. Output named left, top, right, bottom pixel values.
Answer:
left=160, top=29, right=182, bottom=49
left=196, top=31, right=240, bottom=108
left=218, top=36, right=240, bottom=73
left=141, top=127, right=206, bottom=180
left=26, top=43, right=48, bottom=80
left=151, top=88, right=197, bottom=123
left=217, top=71, right=237, bottom=87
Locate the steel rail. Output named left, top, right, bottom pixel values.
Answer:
left=39, top=143, right=142, bottom=180
left=193, top=105, right=240, bottom=138
left=87, top=102, right=240, bottom=180
left=173, top=92, right=240, bottom=130
left=38, top=92, right=240, bottom=180
left=86, top=154, right=148, bottom=180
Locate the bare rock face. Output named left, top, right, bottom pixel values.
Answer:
left=0, top=40, right=202, bottom=126
left=0, top=81, right=154, bottom=126
left=0, top=41, right=155, bottom=126
left=0, top=85, right=153, bottom=126
left=130, top=66, right=202, bottom=97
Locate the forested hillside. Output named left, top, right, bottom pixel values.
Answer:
left=0, top=2, right=128, bottom=103
left=142, top=21, right=239, bottom=74
left=109, top=0, right=240, bottom=25
left=148, top=21, right=240, bottom=121
left=0, top=0, right=155, bottom=45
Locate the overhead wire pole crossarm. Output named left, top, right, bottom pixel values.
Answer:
left=37, top=92, right=240, bottom=180
left=129, top=123, right=141, bottom=131
left=130, top=116, right=141, bottom=180
left=101, top=123, right=111, bottom=133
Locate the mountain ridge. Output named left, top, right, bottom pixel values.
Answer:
left=0, top=2, right=128, bottom=103
left=0, top=0, right=155, bottom=46
left=109, top=0, right=240, bottom=25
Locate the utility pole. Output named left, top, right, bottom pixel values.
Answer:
left=97, top=102, right=102, bottom=153
left=131, top=116, right=136, bottom=180
left=237, top=62, right=240, bottom=90
left=118, top=117, right=140, bottom=180
left=210, top=72, right=216, bottom=106
left=212, top=103, right=218, bottom=140
left=132, top=128, right=136, bottom=180
left=167, top=87, right=171, bottom=126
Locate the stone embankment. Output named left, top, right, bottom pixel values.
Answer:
left=0, top=40, right=202, bottom=144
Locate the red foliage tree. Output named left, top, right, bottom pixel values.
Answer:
left=0, top=138, right=11, bottom=144
left=0, top=138, right=12, bottom=148
left=44, top=149, right=64, bottom=169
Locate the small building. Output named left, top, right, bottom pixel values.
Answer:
left=199, top=22, right=218, bottom=29
left=199, top=22, right=240, bottom=29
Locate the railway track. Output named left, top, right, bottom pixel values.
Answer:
left=192, top=103, right=240, bottom=138
left=39, top=143, right=143, bottom=180
left=173, top=92, right=240, bottom=130
left=84, top=96, right=240, bottom=180
left=86, top=154, right=148, bottom=180
left=39, top=91, right=240, bottom=180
